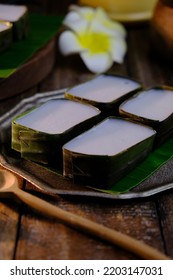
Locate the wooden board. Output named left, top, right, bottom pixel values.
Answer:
left=0, top=38, right=57, bottom=101
left=1, top=19, right=173, bottom=260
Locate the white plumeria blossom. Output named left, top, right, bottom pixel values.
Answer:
left=59, top=5, right=127, bottom=73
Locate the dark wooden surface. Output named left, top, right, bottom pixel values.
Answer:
left=1, top=0, right=173, bottom=260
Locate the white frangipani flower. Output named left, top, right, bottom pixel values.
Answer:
left=68, top=5, right=126, bottom=38
left=59, top=5, right=127, bottom=73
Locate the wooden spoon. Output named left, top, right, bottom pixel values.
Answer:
left=0, top=169, right=170, bottom=260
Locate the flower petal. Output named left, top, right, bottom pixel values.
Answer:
left=80, top=51, right=113, bottom=73
left=59, top=31, right=83, bottom=55
left=63, top=11, right=88, bottom=33
left=59, top=5, right=128, bottom=73
left=93, top=7, right=127, bottom=38
left=69, top=4, right=95, bottom=21
left=63, top=11, right=81, bottom=24
left=110, top=37, right=127, bottom=63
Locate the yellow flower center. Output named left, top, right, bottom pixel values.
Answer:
left=84, top=12, right=94, bottom=21
left=79, top=32, right=110, bottom=54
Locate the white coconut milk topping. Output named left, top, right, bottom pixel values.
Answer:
left=63, top=118, right=155, bottom=156
left=0, top=4, right=27, bottom=22
left=68, top=75, right=140, bottom=103
left=120, top=88, right=173, bottom=121
left=15, top=99, right=100, bottom=134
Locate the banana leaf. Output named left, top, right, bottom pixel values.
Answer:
left=63, top=117, right=156, bottom=188
left=0, top=13, right=63, bottom=78
left=12, top=99, right=101, bottom=167
left=119, top=86, right=173, bottom=146
left=0, top=21, right=13, bottom=52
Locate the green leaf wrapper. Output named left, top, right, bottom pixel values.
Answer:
left=0, top=13, right=63, bottom=78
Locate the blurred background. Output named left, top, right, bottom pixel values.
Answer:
left=0, top=0, right=76, bottom=14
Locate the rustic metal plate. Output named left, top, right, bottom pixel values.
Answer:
left=1, top=89, right=173, bottom=199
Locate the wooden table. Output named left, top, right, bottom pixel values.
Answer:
left=1, top=5, right=173, bottom=260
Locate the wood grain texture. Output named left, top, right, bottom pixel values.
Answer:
left=156, top=193, right=173, bottom=257
left=1, top=0, right=173, bottom=260
left=0, top=166, right=24, bottom=260
left=14, top=181, right=165, bottom=260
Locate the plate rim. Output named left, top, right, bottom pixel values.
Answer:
left=1, top=88, right=173, bottom=200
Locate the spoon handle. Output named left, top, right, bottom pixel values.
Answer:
left=14, top=187, right=169, bottom=260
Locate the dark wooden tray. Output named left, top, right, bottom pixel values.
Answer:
left=0, top=38, right=56, bottom=101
